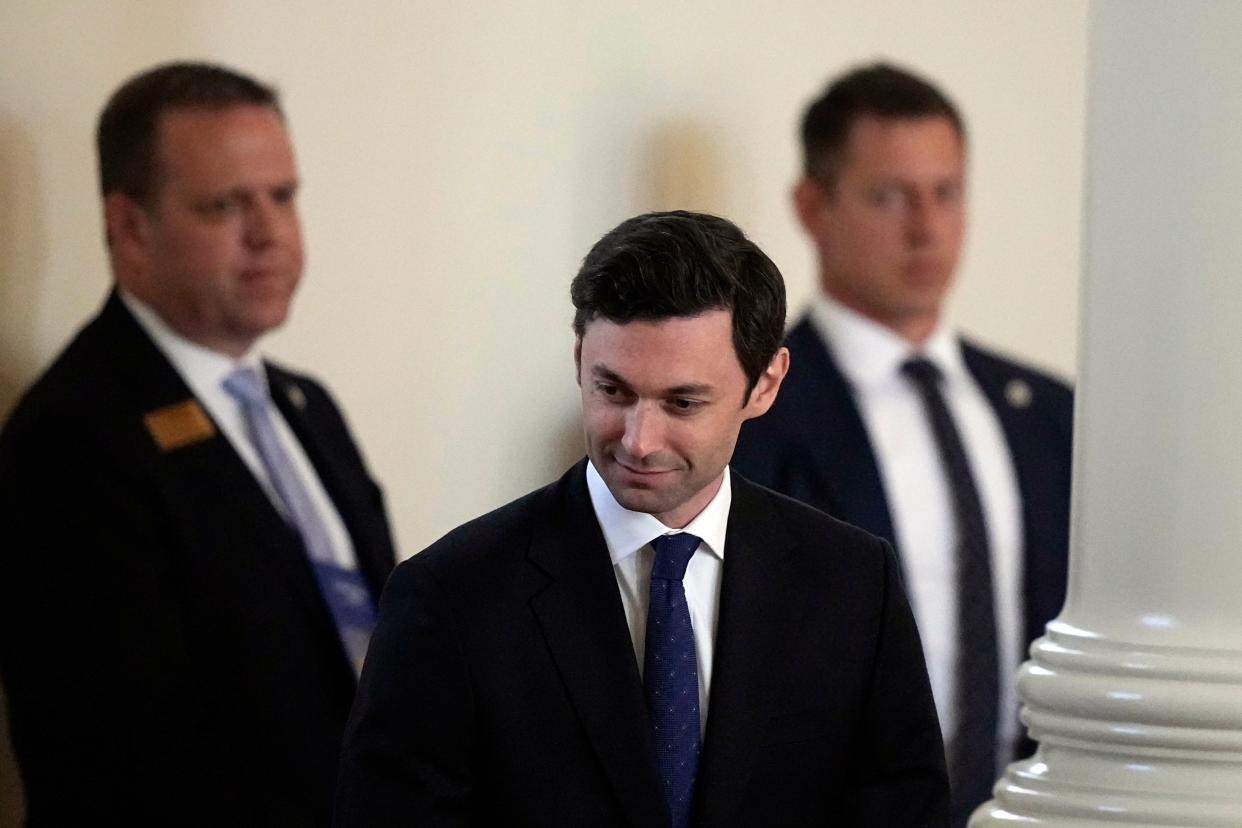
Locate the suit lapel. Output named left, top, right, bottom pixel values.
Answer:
left=786, top=319, right=896, bottom=545
left=526, top=462, right=668, bottom=827
left=693, top=474, right=812, bottom=824
left=100, top=293, right=340, bottom=637
left=170, top=430, right=332, bottom=620
left=267, top=366, right=392, bottom=600
left=961, top=341, right=1036, bottom=534
left=960, top=340, right=1067, bottom=645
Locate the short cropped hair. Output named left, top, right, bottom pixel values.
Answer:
left=571, top=211, right=786, bottom=400
left=97, top=61, right=282, bottom=202
left=801, top=62, right=964, bottom=187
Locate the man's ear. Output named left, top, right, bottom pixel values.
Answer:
left=743, top=347, right=790, bottom=420
left=573, top=337, right=583, bottom=387
left=792, top=177, right=827, bottom=237
left=104, top=193, right=141, bottom=247
left=103, top=192, right=151, bottom=283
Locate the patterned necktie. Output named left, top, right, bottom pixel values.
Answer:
left=901, top=358, right=999, bottom=827
left=223, top=367, right=377, bottom=677
left=644, top=532, right=703, bottom=828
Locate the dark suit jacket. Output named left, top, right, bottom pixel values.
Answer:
left=0, top=293, right=396, bottom=826
left=334, top=459, right=949, bottom=827
left=732, top=316, right=1074, bottom=747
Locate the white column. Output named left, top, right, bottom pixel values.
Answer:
left=971, top=2, right=1242, bottom=825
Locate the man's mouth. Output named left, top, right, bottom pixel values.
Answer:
left=614, top=458, right=677, bottom=477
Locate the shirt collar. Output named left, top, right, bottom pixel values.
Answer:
left=119, top=289, right=267, bottom=395
left=585, top=460, right=730, bottom=566
left=809, top=292, right=967, bottom=387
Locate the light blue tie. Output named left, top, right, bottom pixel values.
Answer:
left=223, top=367, right=377, bottom=677
left=645, top=532, right=702, bottom=828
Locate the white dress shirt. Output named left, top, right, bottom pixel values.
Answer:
left=810, top=294, right=1023, bottom=765
left=120, top=290, right=359, bottom=571
left=585, top=461, right=730, bottom=736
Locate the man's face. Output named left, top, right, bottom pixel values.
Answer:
left=575, top=309, right=786, bottom=528
left=109, top=104, right=303, bottom=356
left=796, top=115, right=965, bottom=342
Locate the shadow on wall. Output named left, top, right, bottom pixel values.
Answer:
left=0, top=115, right=46, bottom=424
left=546, top=119, right=731, bottom=486
left=0, top=113, right=41, bottom=827
left=549, top=403, right=586, bottom=480
left=634, top=120, right=730, bottom=216
left=570, top=113, right=732, bottom=266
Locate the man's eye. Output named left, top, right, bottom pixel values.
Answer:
left=272, top=186, right=298, bottom=205
left=595, top=383, right=620, bottom=397
left=667, top=398, right=702, bottom=415
left=199, top=196, right=241, bottom=215
left=936, top=182, right=962, bottom=204
left=870, top=187, right=906, bottom=210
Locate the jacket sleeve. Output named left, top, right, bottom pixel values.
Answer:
left=0, top=416, right=234, bottom=824
left=333, top=551, right=478, bottom=827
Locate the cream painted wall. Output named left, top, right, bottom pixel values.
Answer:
left=0, top=1, right=1086, bottom=820
left=0, top=0, right=1087, bottom=559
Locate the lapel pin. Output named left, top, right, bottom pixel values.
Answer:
left=1005, top=378, right=1033, bottom=409
left=144, top=399, right=216, bottom=451
left=285, top=383, right=308, bottom=411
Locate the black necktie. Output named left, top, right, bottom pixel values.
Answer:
left=902, top=358, right=999, bottom=827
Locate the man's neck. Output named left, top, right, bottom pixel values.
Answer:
left=822, top=290, right=940, bottom=347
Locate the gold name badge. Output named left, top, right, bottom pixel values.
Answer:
left=143, top=400, right=216, bottom=452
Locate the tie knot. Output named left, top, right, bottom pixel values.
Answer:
left=222, top=367, right=268, bottom=407
left=650, top=533, right=702, bottom=581
left=901, top=357, right=943, bottom=389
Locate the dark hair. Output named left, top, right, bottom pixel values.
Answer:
left=97, top=61, right=282, bottom=202
left=801, top=62, right=964, bottom=187
left=571, top=211, right=786, bottom=400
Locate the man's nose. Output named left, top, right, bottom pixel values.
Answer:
left=621, top=402, right=663, bottom=459
left=244, top=199, right=283, bottom=248
left=906, top=194, right=936, bottom=246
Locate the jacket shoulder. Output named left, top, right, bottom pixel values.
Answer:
left=265, top=360, right=329, bottom=402
left=391, top=475, right=560, bottom=588
left=960, top=338, right=1072, bottom=402
left=732, top=473, right=891, bottom=566
left=0, top=312, right=133, bottom=461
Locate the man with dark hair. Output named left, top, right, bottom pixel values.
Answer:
left=335, top=210, right=949, bottom=826
left=732, top=62, right=1073, bottom=826
left=0, top=61, right=396, bottom=824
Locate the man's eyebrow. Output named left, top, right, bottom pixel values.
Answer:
left=590, top=365, right=713, bottom=398
left=665, top=383, right=713, bottom=397
left=590, top=365, right=629, bottom=387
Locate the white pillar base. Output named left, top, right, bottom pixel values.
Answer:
left=970, top=621, right=1242, bottom=826
left=972, top=1, right=1242, bottom=821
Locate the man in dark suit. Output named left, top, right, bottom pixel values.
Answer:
left=731, top=64, right=1073, bottom=825
left=0, top=62, right=396, bottom=825
left=335, top=211, right=948, bottom=826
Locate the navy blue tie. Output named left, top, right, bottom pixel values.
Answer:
left=644, top=532, right=702, bottom=828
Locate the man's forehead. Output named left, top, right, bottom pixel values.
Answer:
left=579, top=310, right=733, bottom=345
left=153, top=104, right=290, bottom=155
left=578, top=310, right=743, bottom=386
left=842, top=115, right=964, bottom=164
left=152, top=105, right=296, bottom=188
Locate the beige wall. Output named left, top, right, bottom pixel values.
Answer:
left=0, top=4, right=1085, bottom=817
left=0, top=0, right=1088, bottom=556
